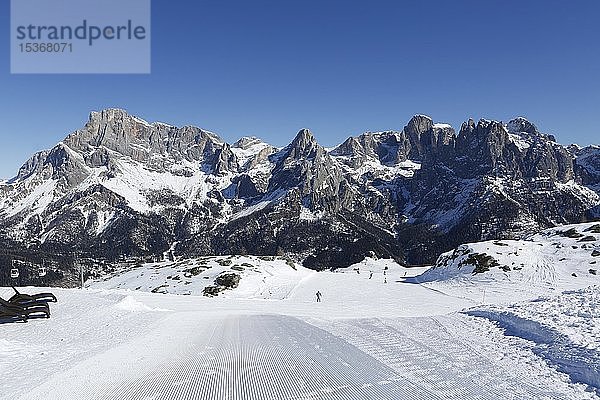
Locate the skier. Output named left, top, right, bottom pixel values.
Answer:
left=369, top=271, right=373, bottom=279
left=315, top=291, right=322, bottom=302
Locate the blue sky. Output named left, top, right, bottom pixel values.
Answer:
left=0, top=0, right=599, bottom=179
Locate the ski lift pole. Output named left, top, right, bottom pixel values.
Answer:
left=80, top=260, right=84, bottom=289
left=74, top=255, right=84, bottom=289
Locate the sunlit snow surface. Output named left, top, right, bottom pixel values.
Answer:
left=2, top=225, right=600, bottom=399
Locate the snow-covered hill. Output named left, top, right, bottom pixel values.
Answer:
left=91, top=255, right=312, bottom=299
left=414, top=222, right=600, bottom=304
left=90, top=255, right=432, bottom=304
left=466, top=286, right=600, bottom=395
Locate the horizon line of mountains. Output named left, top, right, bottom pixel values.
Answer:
left=1, top=108, right=599, bottom=286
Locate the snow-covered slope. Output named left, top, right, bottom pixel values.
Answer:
left=466, top=285, right=600, bottom=395
left=3, top=224, right=600, bottom=399
left=3, top=268, right=599, bottom=399
left=414, top=222, right=600, bottom=304
left=91, top=255, right=313, bottom=299
left=90, top=256, right=433, bottom=303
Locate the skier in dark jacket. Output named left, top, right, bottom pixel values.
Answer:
left=316, top=291, right=322, bottom=302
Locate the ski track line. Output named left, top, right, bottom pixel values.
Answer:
left=284, top=272, right=317, bottom=300
left=14, top=312, right=591, bottom=400
left=466, top=309, right=600, bottom=395
left=314, top=316, right=573, bottom=400
left=394, top=317, right=572, bottom=400
left=40, top=314, right=439, bottom=400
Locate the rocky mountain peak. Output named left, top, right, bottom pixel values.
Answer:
left=293, top=128, right=316, bottom=145
left=405, top=114, right=434, bottom=135
left=506, top=117, right=558, bottom=143
left=330, top=130, right=411, bottom=168
left=14, top=149, right=51, bottom=181
left=212, top=143, right=239, bottom=176
left=63, top=108, right=232, bottom=170
left=451, top=118, right=519, bottom=178
left=66, top=108, right=155, bottom=154
left=403, top=115, right=434, bottom=160
left=507, top=117, right=539, bottom=135
left=233, top=136, right=265, bottom=150
left=458, top=118, right=508, bottom=144
left=460, top=118, right=476, bottom=133
left=88, top=108, right=136, bottom=124
left=575, top=145, right=600, bottom=190
left=285, top=129, right=321, bottom=160
left=330, top=136, right=364, bottom=158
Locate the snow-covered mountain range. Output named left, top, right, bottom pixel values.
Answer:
left=1, top=109, right=599, bottom=285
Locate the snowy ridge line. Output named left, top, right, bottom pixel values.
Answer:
left=466, top=309, right=600, bottom=395
left=91, top=255, right=312, bottom=299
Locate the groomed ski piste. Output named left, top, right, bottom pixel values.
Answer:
left=2, top=223, right=600, bottom=399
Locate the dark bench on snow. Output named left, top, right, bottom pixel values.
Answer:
left=0, top=301, right=27, bottom=322
left=9, top=286, right=57, bottom=305
left=0, top=297, right=50, bottom=320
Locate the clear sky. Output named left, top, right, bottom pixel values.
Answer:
left=0, top=0, right=599, bottom=179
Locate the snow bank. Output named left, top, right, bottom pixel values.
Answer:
left=115, top=295, right=170, bottom=312
left=467, top=285, right=600, bottom=394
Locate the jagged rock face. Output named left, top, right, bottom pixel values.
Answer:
left=454, top=119, right=515, bottom=177
left=408, top=117, right=596, bottom=245
left=332, top=131, right=411, bottom=168
left=421, top=124, right=455, bottom=158
left=0, top=109, right=599, bottom=286
left=268, top=129, right=348, bottom=212
left=524, top=139, right=574, bottom=181
left=507, top=117, right=539, bottom=136
left=15, top=149, right=50, bottom=181
left=404, top=114, right=434, bottom=159
left=575, top=146, right=600, bottom=189
left=430, top=118, right=576, bottom=182
left=332, top=115, right=456, bottom=168
left=231, top=136, right=276, bottom=171
left=65, top=109, right=237, bottom=174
